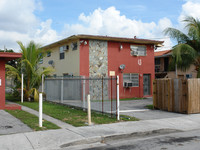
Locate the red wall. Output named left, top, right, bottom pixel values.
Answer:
left=0, top=59, right=5, bottom=109
left=79, top=39, right=155, bottom=98
left=107, top=42, right=155, bottom=98
left=79, top=39, right=89, bottom=76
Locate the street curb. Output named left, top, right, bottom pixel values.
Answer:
left=60, top=128, right=182, bottom=148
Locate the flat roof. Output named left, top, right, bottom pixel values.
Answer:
left=43, top=34, right=164, bottom=49
left=0, top=52, right=22, bottom=61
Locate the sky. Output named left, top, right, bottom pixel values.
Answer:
left=1, top=0, right=200, bottom=51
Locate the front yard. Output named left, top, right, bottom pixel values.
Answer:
left=6, top=94, right=139, bottom=127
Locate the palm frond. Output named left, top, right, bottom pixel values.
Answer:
left=163, top=27, right=190, bottom=43
left=172, top=43, right=197, bottom=71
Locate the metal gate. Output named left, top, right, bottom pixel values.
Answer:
left=44, top=76, right=118, bottom=117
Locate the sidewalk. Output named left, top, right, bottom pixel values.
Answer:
left=1, top=104, right=200, bottom=150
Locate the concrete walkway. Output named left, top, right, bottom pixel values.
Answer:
left=1, top=108, right=200, bottom=149
left=0, top=110, right=32, bottom=135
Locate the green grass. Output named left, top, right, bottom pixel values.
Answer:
left=120, top=97, right=147, bottom=101
left=146, top=104, right=154, bottom=110
left=6, top=110, right=60, bottom=131
left=6, top=94, right=139, bottom=127
left=18, top=101, right=139, bottom=126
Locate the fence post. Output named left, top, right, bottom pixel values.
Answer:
left=82, top=76, right=86, bottom=110
left=111, top=76, right=113, bottom=117
left=42, top=74, right=44, bottom=93
left=117, top=75, right=120, bottom=121
left=39, top=93, right=43, bottom=127
left=61, top=76, right=63, bottom=103
left=21, top=74, right=23, bottom=103
left=102, top=77, right=104, bottom=114
left=87, top=94, right=91, bottom=125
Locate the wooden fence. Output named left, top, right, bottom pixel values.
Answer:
left=153, top=78, right=200, bottom=114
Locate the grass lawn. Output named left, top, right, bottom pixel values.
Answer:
left=6, top=94, right=139, bottom=127
left=6, top=109, right=60, bottom=131
left=120, top=97, right=147, bottom=101
left=18, top=101, right=139, bottom=126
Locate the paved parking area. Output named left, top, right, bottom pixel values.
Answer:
left=120, top=98, right=186, bottom=120
left=0, top=110, right=32, bottom=135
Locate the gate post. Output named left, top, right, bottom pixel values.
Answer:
left=42, top=74, right=44, bottom=93
left=87, top=94, right=91, bottom=125
left=61, top=76, right=63, bottom=103
left=82, top=76, right=86, bottom=110
left=39, top=93, right=43, bottom=127
left=117, top=75, right=120, bottom=120
left=21, top=73, right=23, bottom=103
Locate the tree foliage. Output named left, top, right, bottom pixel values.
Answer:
left=164, top=16, right=200, bottom=77
left=6, top=41, right=54, bottom=101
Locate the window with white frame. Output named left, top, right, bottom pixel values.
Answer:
left=123, top=73, right=139, bottom=87
left=72, top=42, right=78, bottom=50
left=59, top=46, right=65, bottom=59
left=130, top=45, right=146, bottom=56
left=47, top=52, right=51, bottom=57
left=38, top=53, right=43, bottom=64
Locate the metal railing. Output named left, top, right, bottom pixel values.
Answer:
left=44, top=76, right=118, bottom=118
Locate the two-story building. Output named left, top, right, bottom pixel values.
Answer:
left=155, top=50, right=197, bottom=79
left=41, top=35, right=163, bottom=98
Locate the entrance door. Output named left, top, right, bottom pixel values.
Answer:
left=143, top=74, right=151, bottom=96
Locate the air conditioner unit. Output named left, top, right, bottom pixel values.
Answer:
left=63, top=45, right=69, bottom=51
left=124, top=82, right=133, bottom=88
left=131, top=50, right=138, bottom=56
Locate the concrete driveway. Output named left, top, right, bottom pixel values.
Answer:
left=120, top=98, right=186, bottom=120
left=0, top=110, right=32, bottom=135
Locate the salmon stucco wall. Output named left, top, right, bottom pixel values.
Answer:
left=0, top=59, right=5, bottom=109
left=107, top=42, right=155, bottom=98
left=79, top=40, right=155, bottom=98
left=79, top=39, right=89, bottom=76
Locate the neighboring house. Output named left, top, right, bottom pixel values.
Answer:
left=154, top=50, right=197, bottom=79
left=41, top=34, right=163, bottom=98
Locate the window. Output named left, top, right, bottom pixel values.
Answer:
left=39, top=53, right=43, bottom=64
left=130, top=45, right=146, bottom=56
left=186, top=74, right=192, bottom=78
left=123, top=73, right=139, bottom=87
left=47, top=52, right=51, bottom=57
left=155, top=58, right=160, bottom=65
left=155, top=58, right=161, bottom=72
left=59, top=46, right=65, bottom=59
left=72, top=42, right=77, bottom=50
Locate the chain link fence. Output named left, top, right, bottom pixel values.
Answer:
left=44, top=76, right=117, bottom=117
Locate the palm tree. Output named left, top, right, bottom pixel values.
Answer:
left=6, top=41, right=54, bottom=101
left=164, top=16, right=200, bottom=77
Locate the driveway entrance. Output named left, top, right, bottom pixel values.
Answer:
left=120, top=98, right=185, bottom=120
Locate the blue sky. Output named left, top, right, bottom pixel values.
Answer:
left=0, top=0, right=200, bottom=50
left=38, top=0, right=184, bottom=28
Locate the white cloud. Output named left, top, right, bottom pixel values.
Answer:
left=63, top=7, right=173, bottom=50
left=179, top=1, right=200, bottom=23
left=64, top=7, right=158, bottom=37
left=0, top=0, right=59, bottom=51
left=2, top=0, right=200, bottom=52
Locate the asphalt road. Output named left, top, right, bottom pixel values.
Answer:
left=77, top=129, right=200, bottom=150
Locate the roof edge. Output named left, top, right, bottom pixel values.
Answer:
left=43, top=34, right=164, bottom=49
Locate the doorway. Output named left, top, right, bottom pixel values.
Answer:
left=143, top=74, right=151, bottom=96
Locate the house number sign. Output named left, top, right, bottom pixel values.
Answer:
left=138, top=59, right=142, bottom=66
